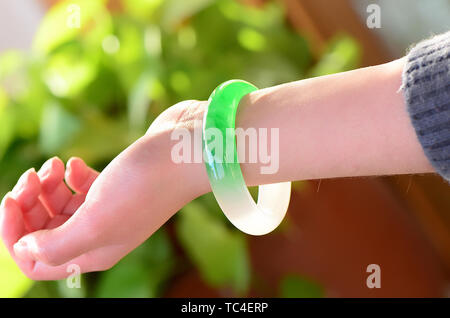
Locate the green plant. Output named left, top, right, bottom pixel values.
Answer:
left=0, top=0, right=359, bottom=297
left=279, top=274, right=324, bottom=298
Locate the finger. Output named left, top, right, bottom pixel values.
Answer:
left=65, top=157, right=99, bottom=195
left=61, top=157, right=99, bottom=215
left=45, top=214, right=70, bottom=229
left=12, top=201, right=102, bottom=266
left=0, top=194, right=25, bottom=248
left=22, top=244, right=127, bottom=280
left=61, top=193, right=86, bottom=215
left=11, top=169, right=39, bottom=211
left=10, top=169, right=51, bottom=232
left=0, top=195, right=35, bottom=274
left=37, top=157, right=73, bottom=217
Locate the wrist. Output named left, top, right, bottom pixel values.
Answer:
left=143, top=87, right=282, bottom=203
left=143, top=100, right=211, bottom=199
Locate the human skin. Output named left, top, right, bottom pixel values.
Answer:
left=0, top=57, right=434, bottom=280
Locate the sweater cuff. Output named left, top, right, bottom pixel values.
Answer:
left=402, top=31, right=450, bottom=182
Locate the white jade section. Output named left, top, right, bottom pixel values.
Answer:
left=215, top=182, right=291, bottom=235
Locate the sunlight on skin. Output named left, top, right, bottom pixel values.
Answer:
left=0, top=58, right=434, bottom=280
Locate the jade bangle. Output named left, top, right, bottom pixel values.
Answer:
left=202, top=80, right=291, bottom=235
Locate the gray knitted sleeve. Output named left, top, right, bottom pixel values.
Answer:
left=402, top=31, right=450, bottom=182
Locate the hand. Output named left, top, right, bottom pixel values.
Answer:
left=0, top=100, right=209, bottom=280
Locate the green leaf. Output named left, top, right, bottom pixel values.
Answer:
left=218, top=0, right=283, bottom=29
left=95, top=229, right=174, bottom=298
left=0, top=88, right=14, bottom=160
left=237, top=27, right=267, bottom=52
left=169, top=70, right=191, bottom=94
left=309, top=35, right=361, bottom=77
left=128, top=71, right=156, bottom=132
left=279, top=275, right=324, bottom=298
left=0, top=51, right=30, bottom=102
left=59, top=110, right=133, bottom=164
left=0, top=50, right=26, bottom=79
left=23, top=281, right=60, bottom=298
left=43, top=44, right=99, bottom=98
left=33, top=0, right=111, bottom=54
left=121, top=0, right=163, bottom=22
left=39, top=101, right=81, bottom=155
left=23, top=279, right=87, bottom=298
left=0, top=242, right=33, bottom=297
left=56, top=279, right=86, bottom=298
left=161, top=0, right=217, bottom=29
left=176, top=201, right=250, bottom=294
left=113, top=19, right=147, bottom=65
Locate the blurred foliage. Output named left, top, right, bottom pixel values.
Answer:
left=0, top=0, right=359, bottom=297
left=0, top=243, right=33, bottom=297
left=95, top=229, right=175, bottom=297
left=177, top=201, right=249, bottom=294
left=279, top=275, right=324, bottom=298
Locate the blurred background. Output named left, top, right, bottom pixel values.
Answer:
left=0, top=0, right=449, bottom=298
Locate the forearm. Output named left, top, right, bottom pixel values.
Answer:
left=180, top=58, right=433, bottom=196
left=237, top=57, right=433, bottom=185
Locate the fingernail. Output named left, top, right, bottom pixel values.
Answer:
left=65, top=161, right=72, bottom=179
left=13, top=240, right=33, bottom=261
left=12, top=169, right=35, bottom=196
left=22, top=169, right=40, bottom=210
left=18, top=168, right=35, bottom=184
left=38, top=158, right=53, bottom=179
left=70, top=158, right=87, bottom=180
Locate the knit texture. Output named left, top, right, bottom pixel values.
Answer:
left=402, top=31, right=450, bottom=182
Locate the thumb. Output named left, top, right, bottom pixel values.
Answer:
left=13, top=204, right=99, bottom=266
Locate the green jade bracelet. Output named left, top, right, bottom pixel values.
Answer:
left=202, top=80, right=291, bottom=235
